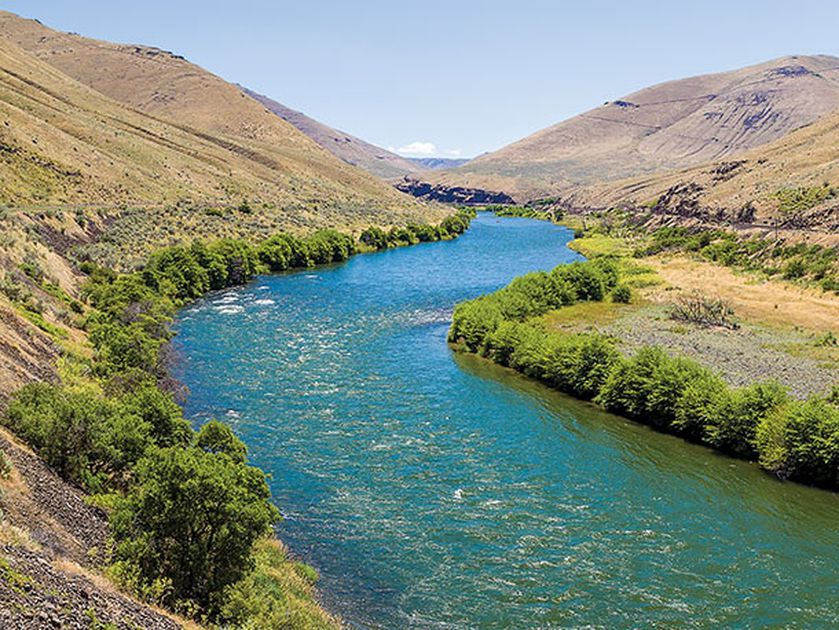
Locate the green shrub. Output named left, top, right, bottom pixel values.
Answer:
left=706, top=382, right=788, bottom=458
left=611, top=285, right=632, bottom=304
left=3, top=383, right=154, bottom=492
left=597, top=347, right=711, bottom=429
left=507, top=323, right=551, bottom=378
left=448, top=297, right=503, bottom=352
left=672, top=371, right=730, bottom=440
left=553, top=261, right=607, bottom=301
left=485, top=320, right=528, bottom=367
left=304, top=229, right=356, bottom=265
left=144, top=246, right=209, bottom=302
left=756, top=397, right=839, bottom=486
left=0, top=450, right=12, bottom=479
left=257, top=233, right=309, bottom=270
left=543, top=332, right=619, bottom=400
left=359, top=226, right=388, bottom=250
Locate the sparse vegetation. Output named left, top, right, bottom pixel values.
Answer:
left=773, top=184, right=836, bottom=216
left=633, top=225, right=839, bottom=293
left=670, top=294, right=738, bottom=329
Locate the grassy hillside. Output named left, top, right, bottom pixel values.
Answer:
left=428, top=55, right=839, bottom=200
left=242, top=86, right=423, bottom=180
left=0, top=11, right=440, bottom=227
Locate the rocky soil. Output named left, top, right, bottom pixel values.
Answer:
left=599, top=304, right=837, bottom=398
left=0, top=544, right=179, bottom=630
left=0, top=430, right=182, bottom=629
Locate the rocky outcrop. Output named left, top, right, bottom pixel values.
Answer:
left=395, top=178, right=514, bottom=205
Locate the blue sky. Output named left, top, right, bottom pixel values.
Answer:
left=5, top=1, right=839, bottom=157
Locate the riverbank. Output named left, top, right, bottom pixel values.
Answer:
left=448, top=251, right=839, bottom=489
left=563, top=220, right=838, bottom=390
left=0, top=209, right=475, bottom=628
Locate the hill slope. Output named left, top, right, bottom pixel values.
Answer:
left=242, top=86, right=422, bottom=179
left=430, top=55, right=839, bottom=200
left=0, top=11, right=435, bottom=224
left=578, top=107, right=839, bottom=231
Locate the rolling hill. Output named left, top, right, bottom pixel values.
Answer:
left=0, top=10, right=437, bottom=228
left=427, top=55, right=839, bottom=200
left=241, top=86, right=423, bottom=179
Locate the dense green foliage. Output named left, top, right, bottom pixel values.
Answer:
left=110, top=429, right=279, bottom=617
left=2, top=211, right=473, bottom=624
left=634, top=225, right=839, bottom=292
left=449, top=259, right=839, bottom=489
left=359, top=209, right=474, bottom=251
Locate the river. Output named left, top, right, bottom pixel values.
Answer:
left=173, top=213, right=839, bottom=628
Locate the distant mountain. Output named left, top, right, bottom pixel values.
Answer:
left=408, top=158, right=471, bottom=170
left=241, top=86, right=423, bottom=179
left=0, top=11, right=434, bottom=224
left=427, top=55, right=839, bottom=200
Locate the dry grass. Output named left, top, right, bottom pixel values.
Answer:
left=582, top=110, right=839, bottom=226
left=646, top=255, right=839, bottom=333
left=0, top=11, right=439, bottom=224
left=54, top=558, right=204, bottom=630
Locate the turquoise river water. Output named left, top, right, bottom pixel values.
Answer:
left=173, top=214, right=839, bottom=628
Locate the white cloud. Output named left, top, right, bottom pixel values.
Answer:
left=444, top=148, right=463, bottom=157
left=395, top=141, right=437, bottom=156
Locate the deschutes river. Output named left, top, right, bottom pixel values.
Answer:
left=173, top=214, right=839, bottom=628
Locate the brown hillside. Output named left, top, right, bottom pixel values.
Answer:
left=577, top=107, right=839, bottom=231
left=429, top=55, right=839, bottom=200
left=0, top=10, right=436, bottom=225
left=242, top=86, right=422, bottom=179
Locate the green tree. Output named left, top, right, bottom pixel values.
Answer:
left=196, top=420, right=248, bottom=463
left=111, top=445, right=280, bottom=616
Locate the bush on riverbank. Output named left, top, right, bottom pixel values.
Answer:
left=359, top=208, right=474, bottom=250
left=3, top=210, right=473, bottom=625
left=448, top=259, right=839, bottom=490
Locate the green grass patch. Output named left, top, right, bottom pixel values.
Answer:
left=219, top=538, right=339, bottom=629
left=0, top=557, right=35, bottom=594
left=569, top=234, right=631, bottom=258
left=542, top=300, right=636, bottom=331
